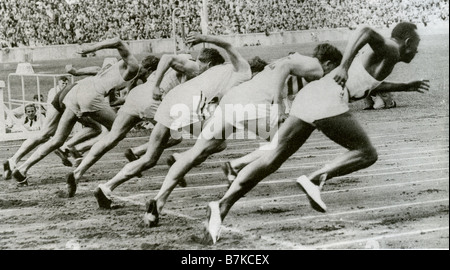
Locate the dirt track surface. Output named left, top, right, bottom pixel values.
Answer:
left=0, top=34, right=448, bottom=250
left=0, top=106, right=448, bottom=250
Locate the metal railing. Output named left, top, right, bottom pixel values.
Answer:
left=6, top=73, right=74, bottom=110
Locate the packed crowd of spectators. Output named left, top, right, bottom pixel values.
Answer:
left=207, top=0, right=448, bottom=35
left=1, top=0, right=448, bottom=47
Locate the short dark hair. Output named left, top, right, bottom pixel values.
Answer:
left=58, top=76, right=69, bottom=82
left=141, top=55, right=160, bottom=71
left=312, top=43, right=343, bottom=66
left=33, top=94, right=44, bottom=101
left=391, top=22, right=418, bottom=41
left=248, top=56, right=268, bottom=74
left=198, top=48, right=225, bottom=67
left=25, top=103, right=36, bottom=112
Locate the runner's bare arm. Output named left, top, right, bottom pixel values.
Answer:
left=371, top=79, right=430, bottom=94
left=153, top=54, right=198, bottom=87
left=334, top=26, right=396, bottom=86
left=186, top=33, right=249, bottom=73
left=76, top=38, right=140, bottom=74
left=288, top=53, right=324, bottom=82
left=65, top=65, right=101, bottom=76
left=151, top=54, right=198, bottom=100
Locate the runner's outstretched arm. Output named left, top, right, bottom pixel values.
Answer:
left=371, top=79, right=430, bottom=94
left=151, top=54, right=199, bottom=100
left=186, top=33, right=249, bottom=73
left=334, top=26, right=395, bottom=86
left=76, top=38, right=140, bottom=77
left=65, top=65, right=101, bottom=76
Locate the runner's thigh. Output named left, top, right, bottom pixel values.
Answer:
left=314, top=112, right=374, bottom=151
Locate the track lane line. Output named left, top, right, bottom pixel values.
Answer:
left=113, top=166, right=449, bottom=201
left=1, top=126, right=448, bottom=150
left=312, top=226, right=450, bottom=249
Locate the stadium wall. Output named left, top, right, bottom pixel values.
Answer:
left=1, top=23, right=448, bottom=64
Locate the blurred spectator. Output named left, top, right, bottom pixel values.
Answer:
left=10, top=94, right=47, bottom=119
left=46, top=76, right=69, bottom=106
left=19, top=103, right=45, bottom=131
left=33, top=94, right=47, bottom=117
left=1, top=36, right=11, bottom=53
left=8, top=103, right=45, bottom=133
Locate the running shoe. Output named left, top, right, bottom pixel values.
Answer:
left=143, top=199, right=159, bottom=227
left=54, top=148, right=72, bottom=167
left=67, top=147, right=83, bottom=159
left=124, top=148, right=138, bottom=162
left=385, top=100, right=397, bottom=109
left=12, top=169, right=28, bottom=186
left=296, top=175, right=327, bottom=213
left=94, top=185, right=112, bottom=209
left=73, top=158, right=83, bottom=168
left=205, top=201, right=222, bottom=244
left=3, top=160, right=12, bottom=180
left=66, top=172, right=77, bottom=198
left=166, top=154, right=176, bottom=167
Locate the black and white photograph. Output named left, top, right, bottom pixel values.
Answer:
left=0, top=0, right=448, bottom=252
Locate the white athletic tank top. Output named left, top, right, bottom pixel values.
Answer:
left=221, top=66, right=275, bottom=105
left=159, top=68, right=186, bottom=94
left=138, top=68, right=186, bottom=96
left=222, top=53, right=312, bottom=106
left=181, top=63, right=251, bottom=103
left=346, top=57, right=382, bottom=101
left=91, top=61, right=127, bottom=96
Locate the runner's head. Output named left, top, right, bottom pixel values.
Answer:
left=33, top=94, right=44, bottom=102
left=312, top=43, right=343, bottom=75
left=391, top=22, right=420, bottom=63
left=57, top=76, right=69, bottom=89
left=248, top=56, right=268, bottom=76
left=140, top=55, right=160, bottom=78
left=24, top=103, right=37, bottom=119
left=196, top=48, right=225, bottom=74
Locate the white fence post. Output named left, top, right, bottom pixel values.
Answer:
left=1, top=73, right=74, bottom=142
left=0, top=80, right=6, bottom=136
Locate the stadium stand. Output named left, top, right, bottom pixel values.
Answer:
left=0, top=0, right=448, bottom=47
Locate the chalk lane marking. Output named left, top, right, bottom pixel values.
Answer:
left=312, top=226, right=450, bottom=249
left=117, top=162, right=450, bottom=200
